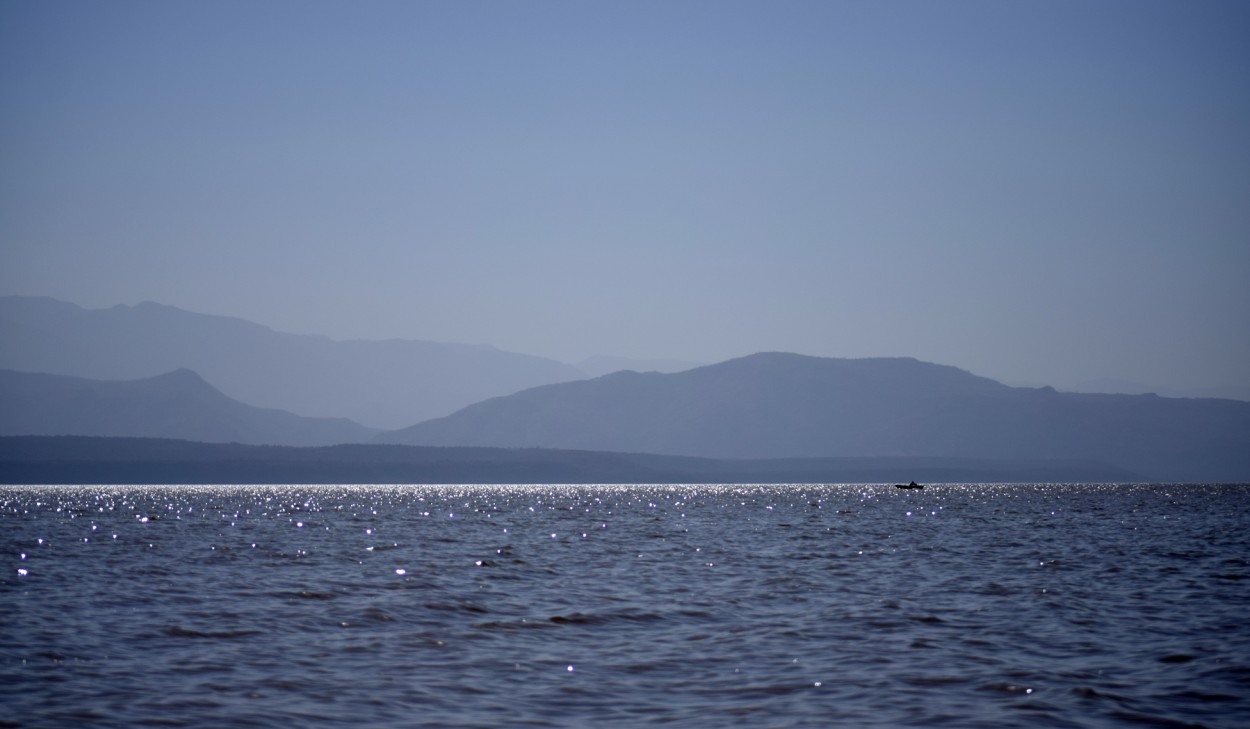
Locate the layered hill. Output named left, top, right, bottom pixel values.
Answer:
left=0, top=436, right=1141, bottom=485
left=576, top=355, right=703, bottom=377
left=378, top=352, right=1250, bottom=482
left=0, top=296, right=585, bottom=429
left=0, top=369, right=377, bottom=446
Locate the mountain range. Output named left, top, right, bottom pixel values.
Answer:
left=379, top=352, right=1250, bottom=482
left=1, top=357, right=1206, bottom=481
left=2, top=297, right=1247, bottom=482
left=0, top=295, right=586, bottom=429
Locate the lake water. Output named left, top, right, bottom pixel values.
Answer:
left=2, top=483, right=1247, bottom=728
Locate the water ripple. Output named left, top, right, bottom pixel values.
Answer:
left=2, top=483, right=1247, bottom=727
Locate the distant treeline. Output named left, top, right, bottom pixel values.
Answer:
left=0, top=436, right=1144, bottom=485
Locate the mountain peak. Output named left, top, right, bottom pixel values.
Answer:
left=376, top=352, right=1250, bottom=481
left=379, top=351, right=1011, bottom=456
left=0, top=368, right=378, bottom=446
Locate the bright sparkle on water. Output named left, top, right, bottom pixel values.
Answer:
left=0, top=483, right=1247, bottom=729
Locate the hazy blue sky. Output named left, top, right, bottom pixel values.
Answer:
left=2, top=0, right=1247, bottom=391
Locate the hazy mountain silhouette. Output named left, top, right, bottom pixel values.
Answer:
left=377, top=352, right=1250, bottom=482
left=0, top=296, right=585, bottom=429
left=0, top=369, right=378, bottom=446
left=1064, top=378, right=1250, bottom=402
left=0, top=436, right=1141, bottom=485
left=576, top=355, right=703, bottom=378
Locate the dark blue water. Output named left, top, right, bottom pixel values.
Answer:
left=2, top=483, right=1247, bottom=728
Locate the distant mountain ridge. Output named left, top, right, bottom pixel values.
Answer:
left=576, top=355, right=703, bottom=378
left=1063, top=378, right=1250, bottom=402
left=0, top=296, right=586, bottom=429
left=378, top=353, right=1013, bottom=455
left=5, top=297, right=1247, bottom=482
left=0, top=368, right=378, bottom=446
left=378, top=352, right=1250, bottom=482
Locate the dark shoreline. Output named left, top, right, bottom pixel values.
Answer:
left=0, top=435, right=1145, bottom=485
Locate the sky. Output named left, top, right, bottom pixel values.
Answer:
left=2, top=0, right=1248, bottom=392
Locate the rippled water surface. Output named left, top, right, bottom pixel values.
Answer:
left=3, top=483, right=1248, bottom=728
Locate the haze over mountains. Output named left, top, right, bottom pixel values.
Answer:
left=576, top=355, right=705, bottom=379
left=2, top=296, right=1247, bottom=482
left=0, top=296, right=588, bottom=429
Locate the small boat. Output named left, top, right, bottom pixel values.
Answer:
left=894, top=481, right=924, bottom=490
